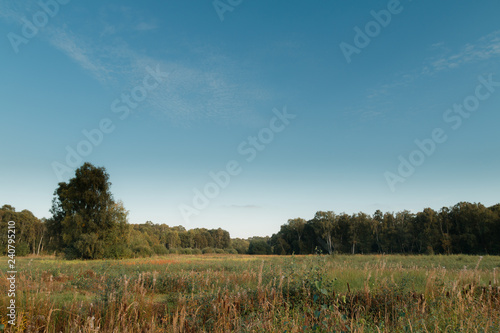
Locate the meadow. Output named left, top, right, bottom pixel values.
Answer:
left=1, top=254, right=499, bottom=332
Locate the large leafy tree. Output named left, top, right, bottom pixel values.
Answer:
left=48, top=163, right=130, bottom=259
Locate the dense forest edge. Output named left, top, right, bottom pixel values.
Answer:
left=1, top=162, right=499, bottom=259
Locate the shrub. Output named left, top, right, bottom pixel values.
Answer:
left=152, top=244, right=169, bottom=255
left=231, top=238, right=250, bottom=254
left=202, top=247, right=214, bottom=254
left=104, top=244, right=133, bottom=259
left=132, top=244, right=153, bottom=257
left=192, top=248, right=202, bottom=255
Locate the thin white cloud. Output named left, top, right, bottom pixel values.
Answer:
left=428, top=30, right=500, bottom=72
left=365, top=30, right=500, bottom=101
left=1, top=1, right=270, bottom=125
left=0, top=0, right=32, bottom=23
left=0, top=0, right=69, bottom=26
left=44, top=25, right=267, bottom=125
left=48, top=28, right=112, bottom=82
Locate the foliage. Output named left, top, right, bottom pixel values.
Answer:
left=270, top=202, right=500, bottom=255
left=248, top=237, right=272, bottom=254
left=1, top=254, right=499, bottom=332
left=0, top=205, right=45, bottom=255
left=47, top=163, right=130, bottom=259
left=2, top=162, right=499, bottom=259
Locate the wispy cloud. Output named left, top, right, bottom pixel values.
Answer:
left=44, top=27, right=267, bottom=125
left=427, top=30, right=500, bottom=72
left=0, top=0, right=33, bottom=23
left=348, top=31, right=500, bottom=121
left=364, top=30, right=500, bottom=102
left=0, top=1, right=269, bottom=125
left=48, top=28, right=112, bottom=82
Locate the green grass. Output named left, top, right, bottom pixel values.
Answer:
left=1, top=254, right=499, bottom=332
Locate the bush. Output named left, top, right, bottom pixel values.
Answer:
left=104, top=244, right=133, bottom=259
left=132, top=244, right=153, bottom=257
left=169, top=248, right=179, bottom=255
left=192, top=248, right=202, bottom=255
left=183, top=248, right=193, bottom=255
left=214, top=248, right=225, bottom=254
left=235, top=247, right=248, bottom=254
left=231, top=238, right=250, bottom=254
left=225, top=248, right=238, bottom=254
left=152, top=244, right=169, bottom=255
left=202, top=247, right=214, bottom=254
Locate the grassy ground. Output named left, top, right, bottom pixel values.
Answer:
left=1, top=254, right=499, bottom=332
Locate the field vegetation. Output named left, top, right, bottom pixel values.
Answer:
left=1, top=254, right=499, bottom=332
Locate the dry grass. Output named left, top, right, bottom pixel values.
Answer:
left=0, top=254, right=499, bottom=332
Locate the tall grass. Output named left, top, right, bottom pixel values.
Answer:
left=0, top=254, right=499, bottom=332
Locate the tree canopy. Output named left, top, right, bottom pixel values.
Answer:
left=270, top=202, right=500, bottom=255
left=47, top=162, right=130, bottom=259
left=0, top=205, right=44, bottom=256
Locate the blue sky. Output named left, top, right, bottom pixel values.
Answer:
left=1, top=0, right=499, bottom=238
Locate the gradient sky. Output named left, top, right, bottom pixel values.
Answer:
left=1, top=0, right=499, bottom=238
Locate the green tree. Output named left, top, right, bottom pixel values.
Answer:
left=210, top=228, right=231, bottom=249
left=371, top=210, right=384, bottom=253
left=248, top=237, right=272, bottom=254
left=349, top=212, right=373, bottom=254
left=287, top=218, right=306, bottom=253
left=48, top=163, right=130, bottom=259
left=231, top=238, right=250, bottom=254
left=310, top=211, right=337, bottom=254
left=413, top=208, right=439, bottom=253
left=0, top=205, right=45, bottom=256
left=165, top=229, right=181, bottom=249
left=489, top=204, right=500, bottom=254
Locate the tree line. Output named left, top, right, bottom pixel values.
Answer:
left=0, top=163, right=249, bottom=259
left=268, top=204, right=500, bottom=255
left=0, top=202, right=249, bottom=258
left=1, top=163, right=499, bottom=258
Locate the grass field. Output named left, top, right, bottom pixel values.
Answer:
left=1, top=254, right=499, bottom=332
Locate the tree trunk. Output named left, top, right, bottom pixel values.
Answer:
left=327, top=235, right=332, bottom=255
left=37, top=234, right=44, bottom=255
